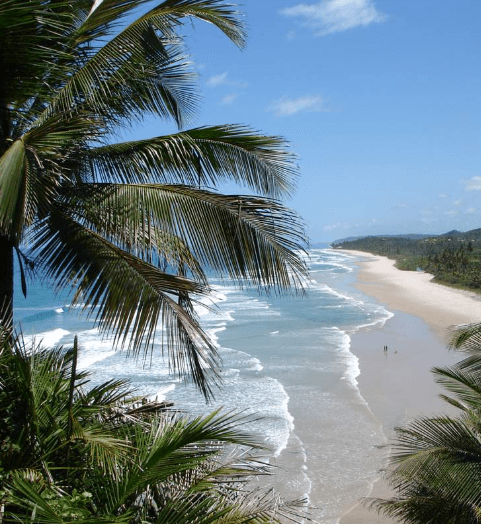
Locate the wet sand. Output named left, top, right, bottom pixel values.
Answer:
left=337, top=250, right=481, bottom=524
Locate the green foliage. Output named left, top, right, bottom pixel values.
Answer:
left=0, top=0, right=308, bottom=398
left=0, top=330, right=309, bottom=523
left=334, top=230, right=481, bottom=292
left=368, top=323, right=481, bottom=523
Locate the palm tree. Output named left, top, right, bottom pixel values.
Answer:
left=0, top=332, right=309, bottom=523
left=0, top=0, right=307, bottom=398
left=369, top=324, right=481, bottom=523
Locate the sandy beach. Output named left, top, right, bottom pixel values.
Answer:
left=337, top=250, right=481, bottom=524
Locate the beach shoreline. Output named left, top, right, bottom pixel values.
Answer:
left=336, top=249, right=481, bottom=524
left=341, top=249, right=481, bottom=342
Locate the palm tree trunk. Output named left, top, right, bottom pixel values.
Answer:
left=0, top=235, right=14, bottom=330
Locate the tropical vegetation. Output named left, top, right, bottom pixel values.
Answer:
left=369, top=322, right=481, bottom=523
left=0, top=329, right=308, bottom=523
left=333, top=229, right=481, bottom=292
left=0, top=0, right=307, bottom=399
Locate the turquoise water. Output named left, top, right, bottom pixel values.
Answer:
left=14, top=248, right=393, bottom=523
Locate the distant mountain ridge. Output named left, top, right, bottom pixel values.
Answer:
left=333, top=233, right=434, bottom=244
left=331, top=227, right=481, bottom=292
left=333, top=228, right=481, bottom=245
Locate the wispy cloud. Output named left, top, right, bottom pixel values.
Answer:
left=322, top=221, right=350, bottom=231
left=221, top=94, right=238, bottom=105
left=280, top=0, right=386, bottom=36
left=453, top=198, right=462, bottom=205
left=206, top=72, right=229, bottom=87
left=444, top=210, right=459, bottom=216
left=206, top=71, right=248, bottom=89
left=268, top=95, right=326, bottom=116
left=464, top=176, right=481, bottom=191
left=438, top=193, right=448, bottom=198
left=466, top=207, right=476, bottom=214
left=421, top=216, right=439, bottom=224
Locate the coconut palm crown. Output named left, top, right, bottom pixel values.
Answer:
left=369, top=324, right=481, bottom=523
left=0, top=0, right=308, bottom=398
left=0, top=332, right=309, bottom=523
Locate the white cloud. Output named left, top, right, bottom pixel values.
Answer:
left=444, top=210, right=459, bottom=216
left=280, top=0, right=386, bottom=36
left=269, top=95, right=326, bottom=116
left=322, top=221, right=350, bottom=231
left=438, top=193, right=448, bottom=198
left=221, top=94, right=238, bottom=105
left=453, top=198, right=462, bottom=205
left=206, top=72, right=229, bottom=87
left=396, top=203, right=407, bottom=208
left=466, top=207, right=476, bottom=214
left=464, top=176, right=481, bottom=191
left=206, top=72, right=248, bottom=89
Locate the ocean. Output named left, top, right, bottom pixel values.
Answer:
left=14, top=248, right=394, bottom=523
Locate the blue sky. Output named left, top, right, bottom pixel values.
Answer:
left=140, top=0, right=481, bottom=242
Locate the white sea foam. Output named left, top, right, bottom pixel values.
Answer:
left=247, top=358, right=263, bottom=371
left=24, top=328, right=70, bottom=349
left=318, top=284, right=358, bottom=302
left=207, top=325, right=227, bottom=348
left=78, top=349, right=116, bottom=370
left=194, top=287, right=228, bottom=317
left=273, top=385, right=295, bottom=456
left=323, top=327, right=361, bottom=390
left=150, top=384, right=176, bottom=402
left=355, top=309, right=394, bottom=330
left=74, top=329, right=118, bottom=369
left=308, top=248, right=356, bottom=272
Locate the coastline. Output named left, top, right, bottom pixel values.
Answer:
left=342, top=249, right=481, bottom=341
left=337, top=249, right=481, bottom=524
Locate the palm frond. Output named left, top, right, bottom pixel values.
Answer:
left=0, top=139, right=27, bottom=241
left=432, top=355, right=481, bottom=412
left=448, top=322, right=481, bottom=353
left=32, top=208, right=221, bottom=398
left=75, top=0, right=154, bottom=44
left=76, top=0, right=246, bottom=48
left=0, top=1, right=78, bottom=115
left=75, top=183, right=307, bottom=290
left=7, top=474, right=133, bottom=523
left=42, top=0, right=246, bottom=128
left=86, top=125, right=298, bottom=198
left=381, top=415, right=481, bottom=518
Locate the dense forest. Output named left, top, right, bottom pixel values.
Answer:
left=332, top=228, right=481, bottom=291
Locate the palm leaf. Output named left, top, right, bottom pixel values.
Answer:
left=32, top=208, right=221, bottom=398
left=0, top=139, right=28, bottom=240
left=433, top=355, right=481, bottom=412
left=76, top=183, right=307, bottom=290
left=42, top=0, right=247, bottom=128
left=0, top=1, right=77, bottom=114
left=448, top=322, right=481, bottom=353
left=387, top=416, right=481, bottom=510
left=86, top=125, right=298, bottom=198
left=7, top=474, right=133, bottom=523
